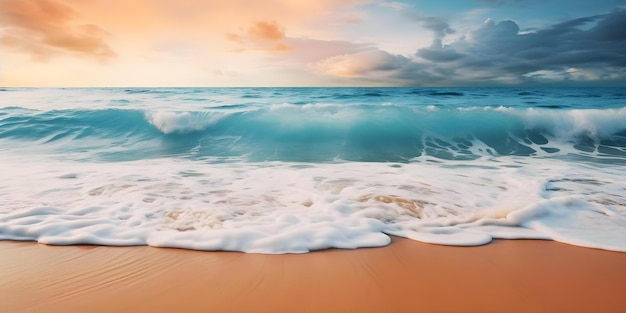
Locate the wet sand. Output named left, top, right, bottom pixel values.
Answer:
left=1, top=237, right=625, bottom=313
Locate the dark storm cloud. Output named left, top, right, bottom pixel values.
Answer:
left=459, top=9, right=626, bottom=70
left=319, top=8, right=626, bottom=86
left=443, top=8, right=626, bottom=84
left=416, top=39, right=463, bottom=62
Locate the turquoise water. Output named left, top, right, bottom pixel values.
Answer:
left=1, top=88, right=625, bottom=253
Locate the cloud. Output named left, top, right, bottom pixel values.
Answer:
left=285, top=38, right=374, bottom=63
left=0, top=0, right=116, bottom=61
left=378, top=1, right=410, bottom=11
left=403, top=13, right=455, bottom=40
left=246, top=21, right=286, bottom=42
left=315, top=49, right=411, bottom=77
left=455, top=9, right=626, bottom=73
left=416, top=39, right=463, bottom=62
left=316, top=8, right=626, bottom=86
left=228, top=20, right=376, bottom=63
left=313, top=49, right=442, bottom=85
left=420, top=17, right=455, bottom=39
left=228, top=21, right=291, bottom=52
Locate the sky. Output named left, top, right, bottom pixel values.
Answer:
left=1, top=0, right=625, bottom=87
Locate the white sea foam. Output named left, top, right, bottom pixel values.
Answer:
left=1, top=154, right=624, bottom=253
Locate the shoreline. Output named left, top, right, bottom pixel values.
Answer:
left=1, top=237, right=626, bottom=313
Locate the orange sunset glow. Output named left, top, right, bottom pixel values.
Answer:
left=1, top=0, right=625, bottom=86
left=1, top=0, right=379, bottom=86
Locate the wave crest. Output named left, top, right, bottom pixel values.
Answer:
left=146, top=110, right=226, bottom=134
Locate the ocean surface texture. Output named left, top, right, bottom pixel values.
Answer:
left=1, top=87, right=625, bottom=253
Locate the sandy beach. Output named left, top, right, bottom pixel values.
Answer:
left=1, top=237, right=625, bottom=313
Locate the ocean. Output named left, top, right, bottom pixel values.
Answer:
left=1, top=87, right=625, bottom=253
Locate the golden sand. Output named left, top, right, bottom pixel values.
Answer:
left=1, top=238, right=625, bottom=313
